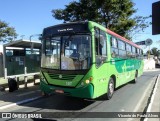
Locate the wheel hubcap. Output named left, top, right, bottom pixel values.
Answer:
left=109, top=82, right=114, bottom=95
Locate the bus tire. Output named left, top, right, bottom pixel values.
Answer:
left=41, top=91, right=49, bottom=96
left=132, top=71, right=138, bottom=83
left=106, top=77, right=114, bottom=100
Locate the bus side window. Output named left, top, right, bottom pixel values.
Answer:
left=136, top=48, right=141, bottom=59
left=140, top=50, right=143, bottom=59
left=95, top=28, right=107, bottom=66
left=95, top=37, right=99, bottom=55
left=132, top=46, right=136, bottom=58
left=111, top=36, right=118, bottom=58
left=126, top=44, right=132, bottom=58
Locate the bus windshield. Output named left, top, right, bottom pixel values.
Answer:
left=41, top=34, right=91, bottom=70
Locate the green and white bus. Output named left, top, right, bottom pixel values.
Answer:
left=40, top=21, right=144, bottom=99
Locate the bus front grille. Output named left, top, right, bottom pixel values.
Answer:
left=48, top=73, right=76, bottom=81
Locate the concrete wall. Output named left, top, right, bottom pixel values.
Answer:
left=144, top=58, right=155, bottom=70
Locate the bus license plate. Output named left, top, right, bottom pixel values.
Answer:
left=55, top=89, right=64, bottom=94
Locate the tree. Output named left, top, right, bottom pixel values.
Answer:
left=52, top=0, right=150, bottom=40
left=146, top=47, right=160, bottom=59
left=0, top=20, right=17, bottom=42
left=151, top=47, right=160, bottom=57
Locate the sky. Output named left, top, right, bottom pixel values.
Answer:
left=0, top=0, right=159, bottom=53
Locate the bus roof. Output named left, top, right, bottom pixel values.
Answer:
left=89, top=21, right=141, bottom=49
left=43, top=21, right=141, bottom=49
left=42, top=21, right=89, bottom=37
left=106, top=29, right=141, bottom=49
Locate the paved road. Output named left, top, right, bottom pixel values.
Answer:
left=0, top=70, right=160, bottom=121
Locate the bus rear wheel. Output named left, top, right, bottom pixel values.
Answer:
left=132, top=71, right=138, bottom=83
left=106, top=77, right=114, bottom=100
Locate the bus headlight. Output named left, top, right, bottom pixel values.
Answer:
left=85, top=80, right=90, bottom=84
left=85, top=77, right=93, bottom=84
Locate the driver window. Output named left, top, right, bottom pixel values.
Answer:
left=95, top=28, right=107, bottom=67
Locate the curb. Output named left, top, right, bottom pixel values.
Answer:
left=143, top=75, right=160, bottom=121
left=143, top=69, right=160, bottom=72
left=0, top=96, right=42, bottom=110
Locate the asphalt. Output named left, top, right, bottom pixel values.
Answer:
left=145, top=74, right=160, bottom=121
left=0, top=83, right=42, bottom=109
left=0, top=70, right=159, bottom=120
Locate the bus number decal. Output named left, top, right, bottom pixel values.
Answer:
left=66, top=82, right=72, bottom=86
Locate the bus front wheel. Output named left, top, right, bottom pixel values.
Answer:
left=106, top=77, right=114, bottom=100
left=41, top=91, right=49, bottom=97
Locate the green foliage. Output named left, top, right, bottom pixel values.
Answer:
left=52, top=1, right=99, bottom=22
left=52, top=0, right=151, bottom=40
left=150, top=47, right=160, bottom=57
left=0, top=20, right=17, bottom=42
left=147, top=47, right=160, bottom=57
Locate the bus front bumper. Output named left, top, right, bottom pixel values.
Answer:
left=40, top=81, right=94, bottom=99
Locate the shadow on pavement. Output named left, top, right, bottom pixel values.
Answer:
left=27, top=94, right=95, bottom=110
left=0, top=84, right=95, bottom=111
